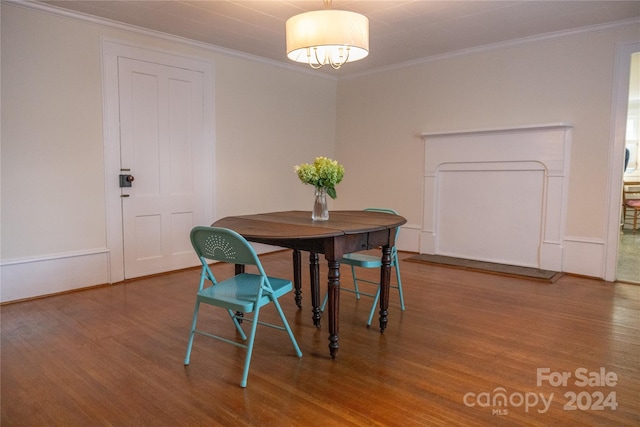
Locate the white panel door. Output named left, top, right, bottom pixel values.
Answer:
left=118, top=57, right=204, bottom=278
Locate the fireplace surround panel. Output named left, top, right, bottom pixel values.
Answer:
left=421, top=123, right=572, bottom=271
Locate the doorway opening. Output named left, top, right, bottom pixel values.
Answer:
left=617, top=52, right=640, bottom=284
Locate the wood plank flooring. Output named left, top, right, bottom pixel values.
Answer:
left=2, top=250, right=639, bottom=426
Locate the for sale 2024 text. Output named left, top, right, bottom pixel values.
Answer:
left=537, top=367, right=618, bottom=411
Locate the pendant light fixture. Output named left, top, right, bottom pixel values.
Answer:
left=285, top=0, right=369, bottom=70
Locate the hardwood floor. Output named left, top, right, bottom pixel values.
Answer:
left=2, top=250, right=639, bottom=426
left=618, top=228, right=640, bottom=284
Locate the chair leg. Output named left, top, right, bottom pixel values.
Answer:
left=367, top=259, right=404, bottom=326
left=228, top=309, right=247, bottom=340
left=319, top=264, right=368, bottom=310
left=367, top=288, right=380, bottom=326
left=319, top=265, right=365, bottom=311
left=322, top=259, right=405, bottom=324
left=184, top=300, right=201, bottom=365
left=352, top=265, right=361, bottom=299
left=394, top=258, right=405, bottom=311
left=320, top=293, right=327, bottom=312
left=272, top=298, right=303, bottom=357
left=239, top=305, right=262, bottom=388
left=366, top=263, right=404, bottom=326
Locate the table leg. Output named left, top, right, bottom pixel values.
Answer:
left=292, top=250, right=302, bottom=309
left=309, top=252, right=322, bottom=328
left=327, top=260, right=340, bottom=359
left=378, top=245, right=392, bottom=332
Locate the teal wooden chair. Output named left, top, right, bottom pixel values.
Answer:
left=321, top=208, right=405, bottom=326
left=184, top=226, right=302, bottom=387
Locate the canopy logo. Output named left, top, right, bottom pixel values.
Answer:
left=462, top=367, right=619, bottom=416
left=463, top=388, right=553, bottom=414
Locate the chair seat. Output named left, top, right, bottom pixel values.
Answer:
left=197, top=273, right=292, bottom=313
left=625, top=199, right=640, bottom=208
left=341, top=253, right=383, bottom=268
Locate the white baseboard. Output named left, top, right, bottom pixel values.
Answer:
left=1, top=249, right=111, bottom=303
left=397, top=224, right=421, bottom=253
left=2, top=228, right=599, bottom=304
left=414, top=231, right=606, bottom=279
left=562, top=237, right=606, bottom=279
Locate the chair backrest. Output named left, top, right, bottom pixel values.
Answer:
left=364, top=208, right=401, bottom=248
left=190, top=226, right=261, bottom=267
left=623, top=182, right=640, bottom=204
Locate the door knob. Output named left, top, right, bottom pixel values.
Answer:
left=119, top=174, right=135, bottom=188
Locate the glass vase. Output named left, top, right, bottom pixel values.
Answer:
left=312, top=187, right=329, bottom=221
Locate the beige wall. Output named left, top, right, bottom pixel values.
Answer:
left=1, top=2, right=638, bottom=300
left=334, top=23, right=640, bottom=242
left=1, top=3, right=337, bottom=261
left=2, top=5, right=108, bottom=259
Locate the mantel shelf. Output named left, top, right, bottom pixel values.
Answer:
left=421, top=122, right=573, bottom=139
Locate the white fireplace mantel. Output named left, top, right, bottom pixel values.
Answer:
left=421, top=122, right=573, bottom=138
left=420, top=123, right=572, bottom=271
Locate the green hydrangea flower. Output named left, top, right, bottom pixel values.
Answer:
left=294, top=157, right=345, bottom=199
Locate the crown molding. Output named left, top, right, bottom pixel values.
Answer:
left=344, top=17, right=640, bottom=80
left=4, top=0, right=638, bottom=82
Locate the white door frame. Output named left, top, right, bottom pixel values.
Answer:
left=102, top=39, right=215, bottom=283
left=604, top=41, right=639, bottom=282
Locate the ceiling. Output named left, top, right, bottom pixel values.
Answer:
left=38, top=1, right=640, bottom=77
